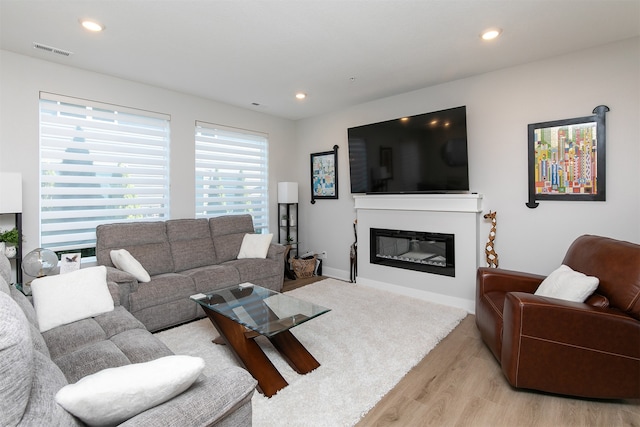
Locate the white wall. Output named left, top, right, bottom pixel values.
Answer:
left=2, top=37, right=639, bottom=297
left=0, top=50, right=296, bottom=256
left=295, top=37, right=640, bottom=283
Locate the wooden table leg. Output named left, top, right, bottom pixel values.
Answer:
left=202, top=307, right=288, bottom=397
left=269, top=330, right=320, bottom=374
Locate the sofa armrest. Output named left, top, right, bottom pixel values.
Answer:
left=266, top=243, right=286, bottom=262
left=477, top=267, right=545, bottom=295
left=119, top=368, right=257, bottom=427
left=105, top=266, right=139, bottom=310
left=501, top=291, right=640, bottom=399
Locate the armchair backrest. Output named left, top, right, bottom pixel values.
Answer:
left=563, top=234, right=640, bottom=320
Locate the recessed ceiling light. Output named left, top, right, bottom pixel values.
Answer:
left=80, top=19, right=104, bottom=32
left=295, top=93, right=307, bottom=100
left=481, top=28, right=502, bottom=41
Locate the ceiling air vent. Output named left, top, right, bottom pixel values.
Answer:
left=33, top=42, right=73, bottom=57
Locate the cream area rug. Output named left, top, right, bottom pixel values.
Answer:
left=154, top=278, right=467, bottom=427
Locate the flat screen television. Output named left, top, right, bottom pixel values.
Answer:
left=347, top=106, right=469, bottom=194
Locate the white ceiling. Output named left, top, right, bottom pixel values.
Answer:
left=1, top=0, right=639, bottom=120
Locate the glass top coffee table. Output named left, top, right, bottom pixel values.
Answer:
left=191, top=283, right=330, bottom=397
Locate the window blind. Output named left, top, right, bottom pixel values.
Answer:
left=39, top=93, right=170, bottom=253
left=195, top=121, right=269, bottom=233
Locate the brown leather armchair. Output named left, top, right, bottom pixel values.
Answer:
left=476, top=235, right=640, bottom=399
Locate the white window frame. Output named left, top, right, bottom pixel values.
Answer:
left=39, top=92, right=171, bottom=254
left=195, top=121, right=269, bottom=233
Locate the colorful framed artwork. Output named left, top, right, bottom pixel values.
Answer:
left=526, top=105, right=609, bottom=208
left=310, top=145, right=339, bottom=204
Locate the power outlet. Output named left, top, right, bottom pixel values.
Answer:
left=320, top=250, right=327, bottom=260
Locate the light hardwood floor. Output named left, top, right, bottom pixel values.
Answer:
left=357, top=315, right=640, bottom=427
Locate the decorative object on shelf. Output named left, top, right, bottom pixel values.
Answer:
left=4, top=245, right=17, bottom=259
left=0, top=227, right=20, bottom=258
left=0, top=227, right=19, bottom=244
left=60, top=252, right=81, bottom=274
left=310, top=145, right=338, bottom=204
left=526, top=105, right=609, bottom=208
left=22, top=248, right=59, bottom=278
left=483, top=211, right=499, bottom=268
left=350, top=219, right=358, bottom=283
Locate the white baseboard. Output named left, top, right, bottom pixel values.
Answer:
left=355, top=276, right=475, bottom=314
left=315, top=267, right=475, bottom=314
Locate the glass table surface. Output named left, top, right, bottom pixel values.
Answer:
left=191, top=283, right=330, bottom=337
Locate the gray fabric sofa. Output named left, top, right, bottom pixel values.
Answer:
left=0, top=254, right=257, bottom=426
left=96, top=215, right=286, bottom=332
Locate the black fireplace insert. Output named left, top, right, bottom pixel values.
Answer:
left=370, top=228, right=455, bottom=277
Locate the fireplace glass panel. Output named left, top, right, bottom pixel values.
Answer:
left=371, top=228, right=455, bottom=277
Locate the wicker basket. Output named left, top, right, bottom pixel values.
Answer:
left=291, top=256, right=317, bottom=279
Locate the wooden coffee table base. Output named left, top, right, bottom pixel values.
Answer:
left=201, top=306, right=320, bottom=397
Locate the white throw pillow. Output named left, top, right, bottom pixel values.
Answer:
left=31, top=266, right=115, bottom=332
left=237, top=233, right=273, bottom=259
left=534, top=264, right=599, bottom=302
left=110, top=249, right=151, bottom=282
left=55, top=355, right=205, bottom=426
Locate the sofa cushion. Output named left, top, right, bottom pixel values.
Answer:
left=11, top=281, right=50, bottom=357
left=110, top=249, right=151, bottom=282
left=167, top=218, right=217, bottom=272
left=228, top=258, right=284, bottom=284
left=56, top=340, right=134, bottom=384
left=31, top=266, right=115, bottom=332
left=128, top=273, right=196, bottom=313
left=183, top=264, right=241, bottom=294
left=96, top=222, right=175, bottom=276
left=209, top=214, right=255, bottom=262
left=44, top=315, right=110, bottom=360
left=0, top=292, right=34, bottom=425
left=237, top=233, right=273, bottom=259
left=56, top=355, right=204, bottom=426
left=10, top=284, right=39, bottom=328
left=21, top=350, right=81, bottom=426
left=0, top=253, right=11, bottom=285
left=109, top=328, right=174, bottom=363
left=44, top=306, right=175, bottom=384
left=534, top=264, right=599, bottom=302
left=0, top=272, right=9, bottom=295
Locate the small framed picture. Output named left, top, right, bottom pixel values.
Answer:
left=310, top=145, right=339, bottom=204
left=59, top=253, right=81, bottom=274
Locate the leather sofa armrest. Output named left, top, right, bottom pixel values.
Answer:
left=501, top=291, right=640, bottom=398
left=477, top=267, right=545, bottom=295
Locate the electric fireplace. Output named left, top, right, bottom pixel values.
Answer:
left=370, top=228, right=455, bottom=277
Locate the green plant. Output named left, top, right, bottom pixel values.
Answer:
left=0, top=227, right=19, bottom=245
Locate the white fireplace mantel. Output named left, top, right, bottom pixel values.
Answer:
left=353, top=193, right=483, bottom=213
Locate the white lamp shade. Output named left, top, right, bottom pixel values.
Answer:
left=0, top=172, right=22, bottom=213
left=278, top=182, right=298, bottom=204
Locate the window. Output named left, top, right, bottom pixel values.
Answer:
left=195, top=122, right=269, bottom=232
left=39, top=93, right=170, bottom=255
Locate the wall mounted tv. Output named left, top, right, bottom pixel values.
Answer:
left=348, top=106, right=469, bottom=194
